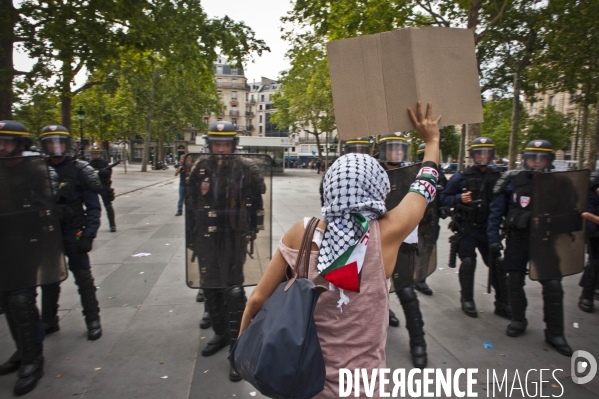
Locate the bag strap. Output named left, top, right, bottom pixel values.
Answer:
left=296, top=217, right=319, bottom=278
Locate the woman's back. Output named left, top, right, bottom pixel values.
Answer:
left=278, top=219, right=388, bottom=398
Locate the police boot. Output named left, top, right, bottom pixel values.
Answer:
left=506, top=272, right=528, bottom=337
left=0, top=294, right=21, bottom=375
left=389, top=309, right=400, bottom=327
left=579, top=260, right=599, bottom=313
left=106, top=204, right=117, bottom=232
left=10, top=293, right=44, bottom=396
left=199, top=304, right=211, bottom=329
left=226, top=286, right=247, bottom=382
left=196, top=289, right=205, bottom=302
left=40, top=283, right=61, bottom=335
left=398, top=286, right=427, bottom=369
left=414, top=279, right=433, bottom=296
left=201, top=289, right=228, bottom=357
left=459, top=257, right=477, bottom=317
left=493, top=258, right=512, bottom=319
left=72, top=269, right=102, bottom=341
left=542, top=280, right=573, bottom=357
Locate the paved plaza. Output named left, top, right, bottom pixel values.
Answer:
left=1, top=164, right=598, bottom=398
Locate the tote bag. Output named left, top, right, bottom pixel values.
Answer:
left=229, top=217, right=326, bottom=399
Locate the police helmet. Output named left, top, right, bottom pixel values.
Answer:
left=522, top=139, right=554, bottom=171
left=416, top=143, right=426, bottom=162
left=39, top=124, right=74, bottom=157
left=468, top=137, right=495, bottom=166
left=0, top=120, right=32, bottom=157
left=343, top=137, right=371, bottom=155
left=204, top=121, right=238, bottom=153
left=378, top=132, right=409, bottom=164
left=90, top=146, right=104, bottom=159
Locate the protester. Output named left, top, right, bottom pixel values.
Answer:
left=239, top=102, right=441, bottom=397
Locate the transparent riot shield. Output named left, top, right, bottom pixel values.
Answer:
left=386, top=164, right=438, bottom=291
left=529, top=170, right=588, bottom=280
left=0, top=156, right=67, bottom=291
left=184, top=153, right=272, bottom=288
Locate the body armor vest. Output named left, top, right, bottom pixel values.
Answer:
left=89, top=159, right=111, bottom=187
left=56, top=162, right=86, bottom=230
left=505, top=171, right=533, bottom=232
left=460, top=166, right=500, bottom=226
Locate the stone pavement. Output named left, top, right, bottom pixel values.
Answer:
left=0, top=164, right=598, bottom=398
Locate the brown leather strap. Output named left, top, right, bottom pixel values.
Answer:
left=296, top=217, right=319, bottom=279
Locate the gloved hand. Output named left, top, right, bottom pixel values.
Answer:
left=108, top=188, right=115, bottom=202
left=78, top=236, right=94, bottom=253
left=489, top=242, right=503, bottom=254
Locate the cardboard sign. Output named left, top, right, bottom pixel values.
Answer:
left=327, top=27, right=483, bottom=140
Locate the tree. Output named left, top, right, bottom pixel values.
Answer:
left=523, top=105, right=573, bottom=152
left=480, top=98, right=528, bottom=159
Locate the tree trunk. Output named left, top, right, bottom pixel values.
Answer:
left=578, top=97, right=590, bottom=170
left=0, top=0, right=16, bottom=119
left=158, top=139, right=164, bottom=164
left=467, top=123, right=480, bottom=141
left=141, top=112, right=151, bottom=172
left=457, top=124, right=466, bottom=172
left=588, top=96, right=599, bottom=171
left=313, top=132, right=323, bottom=161
left=508, top=72, right=522, bottom=170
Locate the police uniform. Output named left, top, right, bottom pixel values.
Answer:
left=38, top=125, right=104, bottom=341
left=488, top=140, right=573, bottom=356
left=186, top=121, right=265, bottom=381
left=580, top=171, right=599, bottom=312
left=89, top=148, right=116, bottom=232
left=0, top=121, right=49, bottom=395
left=440, top=137, right=509, bottom=319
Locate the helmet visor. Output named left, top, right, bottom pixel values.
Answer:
left=345, top=144, right=370, bottom=155
left=471, top=148, right=494, bottom=166
left=40, top=136, right=71, bottom=157
left=382, top=141, right=409, bottom=163
left=523, top=153, right=551, bottom=171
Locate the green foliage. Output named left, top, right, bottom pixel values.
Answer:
left=523, top=106, right=573, bottom=151
left=480, top=98, right=528, bottom=158
left=12, top=85, right=61, bottom=136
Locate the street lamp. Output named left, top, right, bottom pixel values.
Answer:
left=76, top=106, right=85, bottom=159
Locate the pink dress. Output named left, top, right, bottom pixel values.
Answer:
left=277, top=219, right=389, bottom=399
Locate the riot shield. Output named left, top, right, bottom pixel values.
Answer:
left=184, top=153, right=272, bottom=288
left=0, top=156, right=67, bottom=291
left=386, top=164, right=438, bottom=290
left=529, top=170, right=588, bottom=280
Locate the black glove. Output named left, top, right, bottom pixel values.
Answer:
left=78, top=236, right=94, bottom=253
left=108, top=187, right=115, bottom=202
left=489, top=242, right=503, bottom=254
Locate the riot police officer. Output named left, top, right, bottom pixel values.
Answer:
left=89, top=147, right=117, bottom=232
left=412, top=143, right=449, bottom=296
left=38, top=125, right=104, bottom=341
left=580, top=171, right=599, bottom=312
left=488, top=140, right=574, bottom=356
left=186, top=121, right=265, bottom=381
left=0, top=121, right=60, bottom=395
left=379, top=133, right=429, bottom=368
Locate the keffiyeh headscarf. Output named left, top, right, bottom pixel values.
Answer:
left=318, top=154, right=390, bottom=309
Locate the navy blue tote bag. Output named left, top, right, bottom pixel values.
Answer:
left=229, top=217, right=326, bottom=399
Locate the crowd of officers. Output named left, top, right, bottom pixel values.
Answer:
left=341, top=132, right=598, bottom=366
left=2, top=116, right=598, bottom=395
left=0, top=121, right=116, bottom=396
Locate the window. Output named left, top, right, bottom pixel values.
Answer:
left=203, top=117, right=209, bottom=123
left=292, top=147, right=295, bottom=152
left=259, top=115, right=262, bottom=123
left=216, top=65, right=223, bottom=74
left=261, top=95, right=265, bottom=102
left=549, top=96, right=555, bottom=107
left=231, top=68, right=238, bottom=75
left=232, top=79, right=238, bottom=87
left=268, top=94, right=271, bottom=101
left=217, top=117, right=222, bottom=121
left=231, top=91, right=237, bottom=99
left=217, top=90, right=222, bottom=97
left=190, top=131, right=196, bottom=141
left=217, top=78, right=222, bottom=87
left=259, top=126, right=263, bottom=133
left=232, top=118, right=237, bottom=125
left=251, top=94, right=254, bottom=100
left=231, top=104, right=237, bottom=108
left=259, top=104, right=263, bottom=110
left=530, top=103, right=536, bottom=113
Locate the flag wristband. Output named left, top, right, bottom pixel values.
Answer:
left=409, top=179, right=437, bottom=204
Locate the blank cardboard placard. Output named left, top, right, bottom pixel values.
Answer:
left=327, top=27, right=483, bottom=140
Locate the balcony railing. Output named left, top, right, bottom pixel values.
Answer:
left=215, top=82, right=247, bottom=90
left=247, top=125, right=254, bottom=131
left=248, top=98, right=256, bottom=104
left=229, top=110, right=239, bottom=116
left=245, top=111, right=254, bottom=117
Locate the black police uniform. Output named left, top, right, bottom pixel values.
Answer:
left=186, top=155, right=265, bottom=361
left=441, top=164, right=509, bottom=317
left=89, top=156, right=117, bottom=232
left=580, top=171, right=599, bottom=312
left=488, top=167, right=573, bottom=356
left=41, top=156, right=103, bottom=340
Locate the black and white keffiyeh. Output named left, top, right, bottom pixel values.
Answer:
left=318, top=154, right=390, bottom=295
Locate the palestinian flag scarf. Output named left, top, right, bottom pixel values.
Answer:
left=318, top=154, right=390, bottom=310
